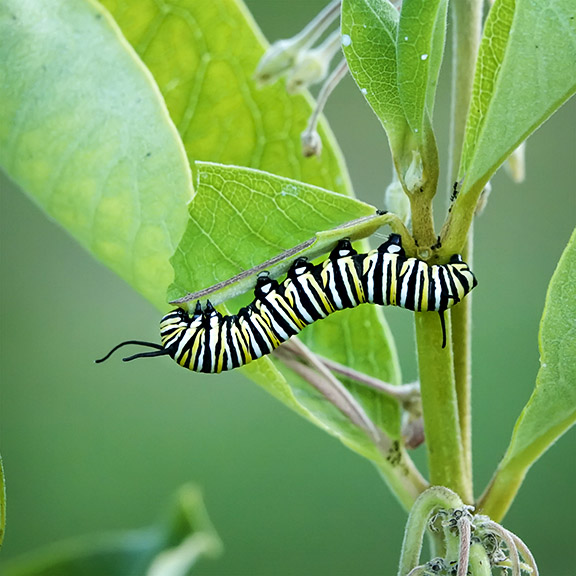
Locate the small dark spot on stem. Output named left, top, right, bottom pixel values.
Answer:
left=145, top=152, right=152, bottom=158
left=385, top=440, right=402, bottom=466
left=451, top=180, right=463, bottom=202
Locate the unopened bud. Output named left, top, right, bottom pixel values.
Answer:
left=301, top=129, right=323, bottom=157
left=254, top=1, right=341, bottom=88
left=285, top=30, right=341, bottom=94
left=254, top=39, right=301, bottom=86
left=404, top=150, right=425, bottom=193
left=384, top=175, right=411, bottom=226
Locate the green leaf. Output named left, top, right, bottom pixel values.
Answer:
left=341, top=0, right=411, bottom=158
left=479, top=229, right=576, bottom=520
left=397, top=0, right=448, bottom=133
left=169, top=163, right=378, bottom=301
left=1, top=0, right=404, bottom=472
left=459, top=0, right=576, bottom=195
left=171, top=211, right=399, bottom=309
left=98, top=1, right=404, bottom=456
left=2, top=485, right=221, bottom=576
left=0, top=0, right=193, bottom=311
left=99, top=0, right=352, bottom=195
left=504, top=229, right=576, bottom=467
left=169, top=163, right=402, bottom=455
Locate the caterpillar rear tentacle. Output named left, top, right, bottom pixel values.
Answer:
left=96, top=234, right=477, bottom=373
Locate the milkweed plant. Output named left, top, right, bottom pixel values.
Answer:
left=0, top=0, right=575, bottom=574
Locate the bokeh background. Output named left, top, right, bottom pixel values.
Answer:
left=1, top=0, right=575, bottom=574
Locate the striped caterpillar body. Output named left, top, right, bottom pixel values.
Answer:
left=96, top=234, right=477, bottom=373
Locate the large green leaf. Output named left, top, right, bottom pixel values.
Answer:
left=99, top=0, right=351, bottom=194
left=1, top=0, right=404, bottom=469
left=341, top=0, right=410, bottom=157
left=480, top=229, right=576, bottom=519
left=0, top=0, right=193, bottom=311
left=169, top=163, right=378, bottom=301
left=169, top=163, right=402, bottom=456
left=98, top=2, right=404, bottom=459
left=459, top=0, right=576, bottom=195
left=2, top=485, right=221, bottom=576
left=397, top=0, right=448, bottom=133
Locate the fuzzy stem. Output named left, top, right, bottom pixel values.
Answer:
left=447, top=0, right=483, bottom=186
left=450, top=234, right=474, bottom=494
left=315, top=354, right=420, bottom=403
left=456, top=514, right=471, bottom=576
left=397, top=486, right=463, bottom=576
left=446, top=0, right=484, bottom=500
left=301, top=58, right=348, bottom=156
left=292, top=0, right=342, bottom=50
left=276, top=339, right=428, bottom=511
left=510, top=531, right=539, bottom=576
left=414, top=312, right=471, bottom=502
left=479, top=519, right=521, bottom=576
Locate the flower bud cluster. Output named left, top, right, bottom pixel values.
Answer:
left=254, top=1, right=342, bottom=93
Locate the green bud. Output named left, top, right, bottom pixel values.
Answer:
left=404, top=150, right=425, bottom=193
left=384, top=175, right=411, bottom=226
left=254, top=38, right=302, bottom=87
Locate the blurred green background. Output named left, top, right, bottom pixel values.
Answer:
left=1, top=0, right=575, bottom=574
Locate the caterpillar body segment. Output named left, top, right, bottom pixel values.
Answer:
left=96, top=234, right=477, bottom=373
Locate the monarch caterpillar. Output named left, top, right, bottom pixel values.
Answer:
left=96, top=234, right=477, bottom=373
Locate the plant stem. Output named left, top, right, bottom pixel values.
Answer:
left=475, top=457, right=527, bottom=523
left=451, top=233, right=474, bottom=494
left=446, top=0, right=483, bottom=499
left=414, top=312, right=471, bottom=502
left=397, top=486, right=463, bottom=576
left=315, top=354, right=420, bottom=402
left=276, top=340, right=429, bottom=511
left=447, top=0, right=483, bottom=189
left=477, top=412, right=576, bottom=521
